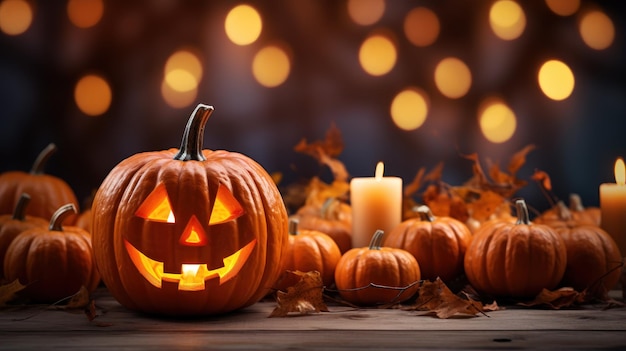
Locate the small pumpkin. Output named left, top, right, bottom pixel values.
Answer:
left=464, top=199, right=567, bottom=298
left=383, top=205, right=472, bottom=282
left=293, top=197, right=352, bottom=254
left=334, top=230, right=421, bottom=306
left=3, top=204, right=100, bottom=303
left=0, top=143, right=79, bottom=224
left=91, top=104, right=289, bottom=315
left=0, top=193, right=48, bottom=281
left=275, top=218, right=341, bottom=291
left=537, top=205, right=621, bottom=296
left=537, top=194, right=600, bottom=227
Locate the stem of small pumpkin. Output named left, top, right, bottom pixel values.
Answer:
left=320, top=198, right=337, bottom=220
left=30, top=143, right=56, bottom=175
left=49, top=204, right=77, bottom=231
left=415, top=205, right=435, bottom=222
left=288, top=218, right=299, bottom=235
left=12, top=193, right=31, bottom=221
left=368, top=230, right=385, bottom=250
left=514, top=199, right=531, bottom=225
left=174, top=104, right=214, bottom=162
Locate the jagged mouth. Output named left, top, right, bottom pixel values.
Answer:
left=124, top=239, right=256, bottom=291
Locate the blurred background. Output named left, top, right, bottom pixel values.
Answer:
left=0, top=0, right=624, bottom=214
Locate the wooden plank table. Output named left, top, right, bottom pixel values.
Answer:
left=1, top=287, right=625, bottom=350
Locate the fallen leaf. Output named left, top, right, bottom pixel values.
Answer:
left=405, top=278, right=487, bottom=319
left=84, top=300, right=97, bottom=321
left=0, top=279, right=26, bottom=306
left=518, top=287, right=586, bottom=309
left=269, top=271, right=329, bottom=317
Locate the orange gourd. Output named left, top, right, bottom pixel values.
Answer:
left=294, top=198, right=352, bottom=254
left=538, top=205, right=621, bottom=296
left=464, top=199, right=567, bottom=298
left=275, top=219, right=341, bottom=291
left=334, top=230, right=421, bottom=305
left=4, top=204, right=99, bottom=303
left=0, top=193, right=48, bottom=281
left=0, top=143, right=79, bottom=224
left=91, top=104, right=289, bottom=315
left=383, top=205, right=472, bottom=282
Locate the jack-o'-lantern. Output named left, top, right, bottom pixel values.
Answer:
left=91, top=104, right=289, bottom=316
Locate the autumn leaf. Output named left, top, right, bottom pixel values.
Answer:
left=269, top=271, right=329, bottom=317
left=507, top=144, right=535, bottom=175
left=518, top=287, right=586, bottom=309
left=294, top=122, right=344, bottom=159
left=405, top=278, right=488, bottom=319
left=0, top=279, right=26, bottom=306
left=531, top=169, right=553, bottom=192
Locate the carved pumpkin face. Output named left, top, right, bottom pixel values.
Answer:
left=91, top=105, right=289, bottom=315
left=126, top=183, right=255, bottom=291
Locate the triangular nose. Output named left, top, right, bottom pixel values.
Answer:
left=179, top=215, right=207, bottom=246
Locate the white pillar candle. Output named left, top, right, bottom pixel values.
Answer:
left=600, top=157, right=626, bottom=255
left=350, top=162, right=402, bottom=248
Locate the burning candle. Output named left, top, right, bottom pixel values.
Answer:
left=600, top=157, right=626, bottom=255
left=350, top=162, right=402, bottom=248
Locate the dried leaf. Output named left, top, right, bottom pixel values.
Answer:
left=406, top=278, right=486, bottom=319
left=466, top=190, right=505, bottom=222
left=0, top=279, right=26, bottom=306
left=404, top=167, right=426, bottom=198
left=294, top=123, right=344, bottom=159
left=518, top=287, right=586, bottom=309
left=269, top=271, right=329, bottom=317
left=84, top=300, right=97, bottom=321
left=531, top=169, right=553, bottom=192
left=507, top=144, right=535, bottom=175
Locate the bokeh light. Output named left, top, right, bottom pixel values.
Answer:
left=164, top=49, right=203, bottom=92
left=545, top=0, right=580, bottom=16
left=74, top=74, right=112, bottom=116
left=0, top=0, right=33, bottom=35
left=478, top=97, right=517, bottom=143
left=224, top=4, right=262, bottom=46
left=579, top=9, right=614, bottom=50
left=434, top=57, right=472, bottom=99
left=67, top=0, right=104, bottom=29
left=347, top=0, right=385, bottom=26
left=252, top=44, right=291, bottom=88
left=403, top=7, right=440, bottom=47
left=359, top=33, right=397, bottom=76
left=390, top=87, right=429, bottom=131
left=538, top=59, right=575, bottom=101
left=489, top=0, right=526, bottom=40
left=161, top=79, right=197, bottom=109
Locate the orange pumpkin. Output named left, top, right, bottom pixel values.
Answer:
left=0, top=193, right=48, bottom=281
left=334, top=230, right=421, bottom=305
left=0, top=143, right=79, bottom=224
left=538, top=206, right=621, bottom=296
left=294, top=198, right=352, bottom=254
left=91, top=104, right=289, bottom=315
left=4, top=204, right=99, bottom=303
left=275, top=219, right=341, bottom=291
left=383, top=205, right=472, bottom=282
left=537, top=194, right=599, bottom=227
left=464, top=199, right=567, bottom=298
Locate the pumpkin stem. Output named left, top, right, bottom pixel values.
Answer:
left=569, top=193, right=584, bottom=212
left=414, top=205, right=435, bottom=222
left=514, top=199, right=531, bottom=225
left=288, top=218, right=299, bottom=235
left=320, top=198, right=337, bottom=220
left=12, top=193, right=31, bottom=221
left=173, top=104, right=214, bottom=162
left=30, top=143, right=57, bottom=175
left=49, top=204, right=77, bottom=231
left=555, top=201, right=573, bottom=221
left=368, top=230, right=385, bottom=250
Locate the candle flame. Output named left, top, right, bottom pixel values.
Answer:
left=615, top=157, right=625, bottom=185
left=375, top=161, right=384, bottom=181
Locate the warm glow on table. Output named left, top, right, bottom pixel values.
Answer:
left=600, top=157, right=626, bottom=255
left=350, top=162, right=402, bottom=248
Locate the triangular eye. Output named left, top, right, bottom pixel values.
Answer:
left=135, top=183, right=175, bottom=223
left=209, top=184, right=244, bottom=225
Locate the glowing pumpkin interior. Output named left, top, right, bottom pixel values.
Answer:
left=127, top=183, right=255, bottom=291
